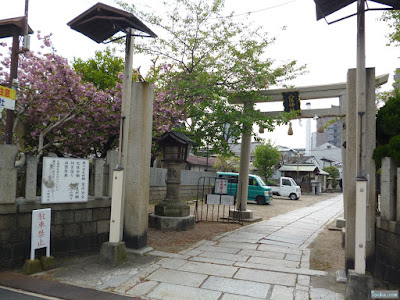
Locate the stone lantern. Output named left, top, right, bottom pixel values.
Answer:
left=327, top=176, right=334, bottom=193
left=149, top=131, right=195, bottom=230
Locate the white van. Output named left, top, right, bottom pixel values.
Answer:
left=269, top=177, right=301, bottom=200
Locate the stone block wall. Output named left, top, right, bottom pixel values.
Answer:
left=374, top=157, right=400, bottom=286
left=0, top=147, right=216, bottom=268
left=375, top=217, right=400, bottom=285
left=0, top=198, right=110, bottom=268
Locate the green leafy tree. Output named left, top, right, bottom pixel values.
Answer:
left=381, top=10, right=400, bottom=46
left=252, top=141, right=280, bottom=180
left=323, top=166, right=340, bottom=180
left=213, top=155, right=240, bottom=172
left=73, top=48, right=124, bottom=90
left=373, top=91, right=400, bottom=167
left=117, top=0, right=305, bottom=154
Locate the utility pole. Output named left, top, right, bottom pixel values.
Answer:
left=4, top=0, right=29, bottom=144
left=4, top=31, right=20, bottom=144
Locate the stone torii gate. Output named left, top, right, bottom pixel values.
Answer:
left=229, top=69, right=388, bottom=272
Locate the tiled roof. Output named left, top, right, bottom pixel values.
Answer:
left=187, top=155, right=216, bottom=167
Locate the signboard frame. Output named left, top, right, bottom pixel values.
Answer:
left=31, top=208, right=51, bottom=260
left=214, top=178, right=228, bottom=194
left=41, top=157, right=89, bottom=204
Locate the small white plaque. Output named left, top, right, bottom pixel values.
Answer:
left=221, top=195, right=235, bottom=206
left=31, top=208, right=51, bottom=260
left=41, top=157, right=89, bottom=203
left=207, top=194, right=221, bottom=205
left=214, top=179, right=228, bottom=194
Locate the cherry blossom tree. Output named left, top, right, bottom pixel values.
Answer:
left=0, top=33, right=187, bottom=158
left=0, top=32, right=123, bottom=157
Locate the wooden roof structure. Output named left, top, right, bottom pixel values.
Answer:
left=314, top=0, right=400, bottom=21
left=0, top=16, right=33, bottom=39
left=68, top=2, right=157, bottom=43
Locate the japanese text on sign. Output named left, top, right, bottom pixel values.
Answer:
left=0, top=85, right=16, bottom=110
left=282, top=91, right=301, bottom=113
left=41, top=157, right=89, bottom=204
left=214, top=179, right=228, bottom=194
left=31, top=208, right=51, bottom=260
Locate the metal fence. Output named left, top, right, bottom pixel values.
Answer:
left=194, top=176, right=243, bottom=225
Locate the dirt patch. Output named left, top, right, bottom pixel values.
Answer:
left=309, top=218, right=346, bottom=295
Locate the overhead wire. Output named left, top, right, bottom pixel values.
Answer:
left=212, top=0, right=298, bottom=19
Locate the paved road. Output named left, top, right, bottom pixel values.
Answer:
left=51, top=194, right=345, bottom=300
left=0, top=287, right=52, bottom=300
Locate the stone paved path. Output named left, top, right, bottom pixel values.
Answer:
left=115, top=195, right=345, bottom=300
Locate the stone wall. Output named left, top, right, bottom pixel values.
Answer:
left=0, top=147, right=216, bottom=268
left=374, top=157, right=400, bottom=285
left=0, top=198, right=111, bottom=268
left=375, top=217, right=400, bottom=285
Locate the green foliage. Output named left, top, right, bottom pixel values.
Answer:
left=116, top=0, right=305, bottom=154
left=73, top=48, right=124, bottom=90
left=373, top=91, right=400, bottom=167
left=213, top=155, right=240, bottom=172
left=252, top=141, right=280, bottom=180
left=323, top=166, right=340, bottom=179
left=381, top=10, right=400, bottom=46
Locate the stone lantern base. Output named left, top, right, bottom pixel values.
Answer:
left=149, top=213, right=195, bottom=231
left=150, top=200, right=195, bottom=230
left=154, top=200, right=190, bottom=217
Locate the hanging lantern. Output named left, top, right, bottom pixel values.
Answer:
left=288, top=122, right=293, bottom=135
left=259, top=126, right=265, bottom=134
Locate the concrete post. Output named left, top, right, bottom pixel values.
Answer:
left=25, top=155, right=39, bottom=201
left=381, top=157, right=396, bottom=221
left=355, top=177, right=368, bottom=274
left=122, top=82, right=154, bottom=249
left=345, top=68, right=376, bottom=273
left=0, top=145, right=18, bottom=204
left=106, top=150, right=119, bottom=198
left=94, top=158, right=105, bottom=198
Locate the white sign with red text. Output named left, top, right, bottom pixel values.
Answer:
left=31, top=208, right=51, bottom=260
left=214, top=179, right=228, bottom=194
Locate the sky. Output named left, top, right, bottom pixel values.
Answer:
left=1, top=0, right=399, bottom=149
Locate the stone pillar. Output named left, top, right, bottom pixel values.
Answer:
left=231, top=102, right=254, bottom=221
left=94, top=158, right=105, bottom=198
left=381, top=157, right=396, bottom=221
left=122, top=82, right=154, bottom=249
left=345, top=68, right=376, bottom=273
left=339, top=95, right=347, bottom=216
left=106, top=150, right=119, bottom=198
left=25, top=155, right=39, bottom=201
left=0, top=145, right=18, bottom=204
